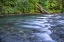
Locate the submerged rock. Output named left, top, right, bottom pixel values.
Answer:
left=57, top=39, right=64, bottom=42
left=0, top=38, right=2, bottom=42
left=55, top=28, right=64, bottom=38
left=50, top=27, right=64, bottom=42
left=50, top=34, right=60, bottom=40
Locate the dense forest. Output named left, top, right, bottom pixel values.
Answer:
left=0, top=0, right=64, bottom=14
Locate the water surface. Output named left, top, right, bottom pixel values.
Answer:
left=0, top=14, right=64, bottom=42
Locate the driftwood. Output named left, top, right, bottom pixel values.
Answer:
left=37, top=3, right=49, bottom=14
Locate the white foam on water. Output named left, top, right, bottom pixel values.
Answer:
left=34, top=33, right=53, bottom=41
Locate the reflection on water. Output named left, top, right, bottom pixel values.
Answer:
left=0, top=14, right=64, bottom=42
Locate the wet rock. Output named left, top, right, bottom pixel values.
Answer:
left=50, top=27, right=64, bottom=42
left=56, top=28, right=64, bottom=38
left=57, top=39, right=64, bottom=42
left=50, top=34, right=60, bottom=40
left=19, top=31, right=24, bottom=34
left=32, top=40, right=42, bottom=42
left=0, top=38, right=2, bottom=42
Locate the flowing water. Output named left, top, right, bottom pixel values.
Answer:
left=0, top=14, right=64, bottom=42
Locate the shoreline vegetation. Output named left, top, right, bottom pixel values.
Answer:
left=0, top=13, right=64, bottom=16
left=0, top=0, right=64, bottom=15
left=0, top=13, right=41, bottom=16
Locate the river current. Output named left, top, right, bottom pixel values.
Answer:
left=0, top=14, right=64, bottom=42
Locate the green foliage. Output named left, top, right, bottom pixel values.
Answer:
left=0, top=0, right=64, bottom=14
left=44, top=0, right=63, bottom=13
left=39, top=0, right=64, bottom=13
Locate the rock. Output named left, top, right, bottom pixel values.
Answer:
left=19, top=30, right=24, bottom=34
left=0, top=38, right=2, bottom=42
left=57, top=39, right=64, bottom=42
left=50, top=27, right=64, bottom=42
left=50, top=34, right=60, bottom=40
left=56, top=28, right=64, bottom=38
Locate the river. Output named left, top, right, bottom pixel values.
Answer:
left=0, top=14, right=64, bottom=42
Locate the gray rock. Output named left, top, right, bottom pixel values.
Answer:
left=50, top=34, right=60, bottom=40
left=56, top=28, right=64, bottom=38
left=57, top=39, right=64, bottom=42
left=0, top=38, right=2, bottom=42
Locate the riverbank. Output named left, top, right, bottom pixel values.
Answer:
left=0, top=13, right=42, bottom=16
left=0, top=13, right=64, bottom=17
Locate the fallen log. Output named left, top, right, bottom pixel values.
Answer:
left=36, top=3, right=49, bottom=14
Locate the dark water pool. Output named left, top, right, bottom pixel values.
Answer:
left=0, top=14, right=64, bottom=42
